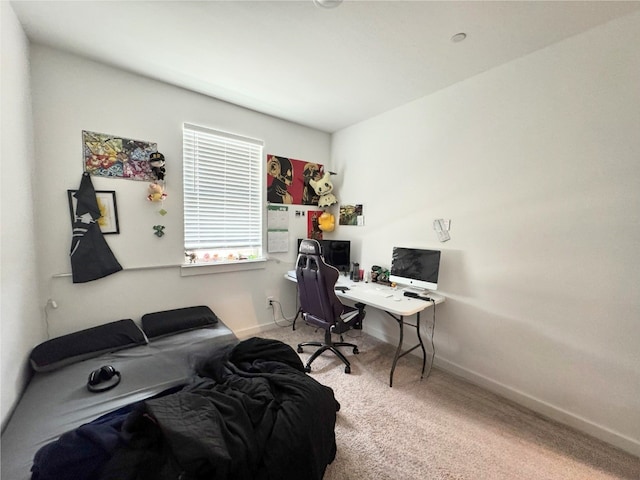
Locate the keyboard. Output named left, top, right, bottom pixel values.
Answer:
left=403, top=291, right=432, bottom=301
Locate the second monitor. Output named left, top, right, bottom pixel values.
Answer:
left=297, top=238, right=351, bottom=273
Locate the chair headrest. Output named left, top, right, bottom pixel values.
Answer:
left=299, top=239, right=322, bottom=255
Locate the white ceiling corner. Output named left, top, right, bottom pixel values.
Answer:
left=10, top=0, right=640, bottom=133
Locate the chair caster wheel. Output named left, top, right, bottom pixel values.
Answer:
left=304, top=365, right=311, bottom=373
left=344, top=366, right=351, bottom=374
left=353, top=347, right=359, bottom=354
left=297, top=346, right=303, bottom=353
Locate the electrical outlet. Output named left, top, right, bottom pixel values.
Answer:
left=266, top=296, right=274, bottom=309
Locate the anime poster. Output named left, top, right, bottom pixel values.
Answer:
left=339, top=204, right=364, bottom=225
left=266, top=154, right=324, bottom=205
left=307, top=210, right=324, bottom=240
left=83, top=130, right=157, bottom=181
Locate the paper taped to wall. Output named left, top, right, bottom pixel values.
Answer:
left=434, top=219, right=450, bottom=242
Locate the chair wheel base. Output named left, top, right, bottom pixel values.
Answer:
left=296, top=338, right=358, bottom=375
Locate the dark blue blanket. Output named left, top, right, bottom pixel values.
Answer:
left=31, top=385, right=182, bottom=480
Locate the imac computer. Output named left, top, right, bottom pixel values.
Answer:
left=389, top=247, right=441, bottom=294
left=297, top=238, right=351, bottom=273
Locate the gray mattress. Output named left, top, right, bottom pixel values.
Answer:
left=1, top=323, right=236, bottom=480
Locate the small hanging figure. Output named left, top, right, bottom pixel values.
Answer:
left=147, top=183, right=167, bottom=202
left=318, top=211, right=335, bottom=232
left=309, top=171, right=337, bottom=208
left=149, top=152, right=166, bottom=183
left=153, top=225, right=165, bottom=237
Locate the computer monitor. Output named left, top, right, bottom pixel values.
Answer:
left=389, top=247, right=441, bottom=292
left=297, top=238, right=351, bottom=273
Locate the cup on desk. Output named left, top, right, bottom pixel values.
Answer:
left=359, top=269, right=364, bottom=281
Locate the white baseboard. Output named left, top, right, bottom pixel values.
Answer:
left=364, top=325, right=640, bottom=458
left=234, top=321, right=281, bottom=339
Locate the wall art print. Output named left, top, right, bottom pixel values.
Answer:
left=68, top=189, right=120, bottom=235
left=307, top=210, right=324, bottom=240
left=83, top=130, right=157, bottom=181
left=266, top=154, right=324, bottom=205
left=339, top=204, right=364, bottom=226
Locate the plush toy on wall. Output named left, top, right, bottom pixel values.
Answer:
left=149, top=152, right=166, bottom=183
left=318, top=211, right=335, bottom=232
left=147, top=182, right=167, bottom=202
left=309, top=172, right=337, bottom=208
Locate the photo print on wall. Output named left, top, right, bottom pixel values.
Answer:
left=339, top=204, right=364, bottom=226
left=308, top=210, right=324, bottom=240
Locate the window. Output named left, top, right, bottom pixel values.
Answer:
left=183, top=123, right=264, bottom=264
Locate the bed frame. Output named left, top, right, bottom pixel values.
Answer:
left=1, top=312, right=236, bottom=479
left=2, top=305, right=339, bottom=480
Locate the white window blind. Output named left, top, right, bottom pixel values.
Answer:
left=183, top=123, right=263, bottom=256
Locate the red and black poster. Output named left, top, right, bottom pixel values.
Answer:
left=266, top=154, right=324, bottom=205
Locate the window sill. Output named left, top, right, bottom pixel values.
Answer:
left=180, top=257, right=267, bottom=277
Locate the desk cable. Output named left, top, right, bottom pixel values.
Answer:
left=270, top=298, right=297, bottom=328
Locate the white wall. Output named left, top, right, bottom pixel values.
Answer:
left=331, top=12, right=640, bottom=455
left=0, top=3, right=47, bottom=429
left=28, top=47, right=327, bottom=339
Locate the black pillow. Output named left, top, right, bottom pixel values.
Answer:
left=141, top=305, right=219, bottom=339
left=30, top=319, right=147, bottom=372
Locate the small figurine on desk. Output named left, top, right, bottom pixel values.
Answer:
left=371, top=265, right=391, bottom=284
left=371, top=266, right=380, bottom=283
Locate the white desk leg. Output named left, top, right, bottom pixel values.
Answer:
left=386, top=311, right=426, bottom=388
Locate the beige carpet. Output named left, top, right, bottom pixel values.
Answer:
left=262, top=323, right=640, bottom=480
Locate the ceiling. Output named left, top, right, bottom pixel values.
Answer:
left=11, top=0, right=640, bottom=133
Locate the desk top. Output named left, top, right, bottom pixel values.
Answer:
left=285, top=271, right=444, bottom=316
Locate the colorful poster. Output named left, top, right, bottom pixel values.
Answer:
left=339, top=204, right=364, bottom=225
left=83, top=130, right=157, bottom=181
left=307, top=210, right=324, bottom=240
left=266, top=154, right=324, bottom=205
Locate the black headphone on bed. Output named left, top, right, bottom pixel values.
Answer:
left=87, top=365, right=121, bottom=393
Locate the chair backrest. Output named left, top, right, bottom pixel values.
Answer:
left=296, top=239, right=344, bottom=328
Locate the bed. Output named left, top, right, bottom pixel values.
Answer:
left=1, top=306, right=339, bottom=480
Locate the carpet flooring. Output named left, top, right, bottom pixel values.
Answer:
left=263, top=323, right=640, bottom=480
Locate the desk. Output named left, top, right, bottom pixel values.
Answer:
left=285, top=271, right=445, bottom=387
